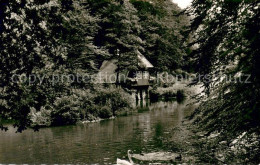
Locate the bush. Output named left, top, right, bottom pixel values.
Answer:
left=98, top=106, right=113, bottom=118
left=28, top=86, right=133, bottom=127
left=51, top=95, right=81, bottom=126
left=94, top=86, right=133, bottom=116
left=30, top=106, right=52, bottom=127
left=150, top=87, right=186, bottom=102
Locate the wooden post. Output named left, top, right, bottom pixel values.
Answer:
left=140, top=89, right=143, bottom=100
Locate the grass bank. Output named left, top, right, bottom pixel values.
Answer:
left=163, top=95, right=259, bottom=164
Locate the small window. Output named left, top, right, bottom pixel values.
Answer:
left=136, top=71, right=143, bottom=79
left=143, top=71, right=149, bottom=79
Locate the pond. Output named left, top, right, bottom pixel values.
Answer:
left=0, top=100, right=198, bottom=164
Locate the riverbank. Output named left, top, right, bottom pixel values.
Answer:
left=126, top=83, right=204, bottom=164
left=28, top=79, right=199, bottom=129
left=160, top=80, right=260, bottom=164
left=28, top=86, right=134, bottom=129
left=0, top=99, right=195, bottom=164
left=165, top=117, right=260, bottom=164
left=163, top=89, right=260, bottom=164
left=147, top=82, right=206, bottom=164
left=150, top=79, right=202, bottom=103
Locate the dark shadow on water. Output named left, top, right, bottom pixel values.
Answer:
left=153, top=123, right=164, bottom=148
left=0, top=96, right=197, bottom=164
left=138, top=107, right=150, bottom=113
left=176, top=96, right=186, bottom=104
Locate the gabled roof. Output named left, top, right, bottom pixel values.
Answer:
left=137, top=50, right=154, bottom=69
left=98, top=51, right=154, bottom=83
left=100, top=51, right=153, bottom=72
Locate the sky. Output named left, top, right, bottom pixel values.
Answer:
left=172, top=0, right=193, bottom=9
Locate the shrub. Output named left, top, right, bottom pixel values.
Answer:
left=51, top=95, right=81, bottom=126
left=98, top=106, right=113, bottom=118
left=94, top=86, right=133, bottom=116
left=30, top=106, right=52, bottom=127
left=28, top=86, right=133, bottom=127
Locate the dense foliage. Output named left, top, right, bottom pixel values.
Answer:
left=0, top=0, right=187, bottom=132
left=132, top=0, right=189, bottom=71
left=87, top=0, right=189, bottom=71
left=187, top=0, right=260, bottom=163
left=30, top=87, right=132, bottom=127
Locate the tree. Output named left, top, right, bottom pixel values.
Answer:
left=131, top=0, right=188, bottom=72
left=92, top=0, right=145, bottom=72
left=0, top=0, right=105, bottom=132
left=187, top=0, right=260, bottom=163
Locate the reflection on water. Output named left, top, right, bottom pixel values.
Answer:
left=0, top=100, right=198, bottom=164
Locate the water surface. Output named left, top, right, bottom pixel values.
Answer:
left=0, top=100, right=197, bottom=164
